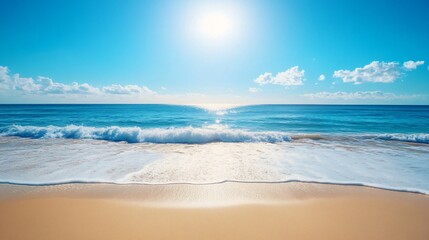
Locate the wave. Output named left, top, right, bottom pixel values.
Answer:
left=374, top=133, right=429, bottom=144
left=0, top=125, right=291, bottom=144
left=0, top=125, right=427, bottom=144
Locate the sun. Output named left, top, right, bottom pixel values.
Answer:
left=187, top=4, right=240, bottom=46
left=198, top=12, right=232, bottom=40
left=182, top=2, right=248, bottom=48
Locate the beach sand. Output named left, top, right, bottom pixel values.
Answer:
left=0, top=182, right=428, bottom=240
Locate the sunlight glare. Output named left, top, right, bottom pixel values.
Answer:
left=186, top=3, right=245, bottom=47
left=198, top=12, right=232, bottom=40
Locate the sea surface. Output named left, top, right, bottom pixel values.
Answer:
left=0, top=104, right=428, bottom=193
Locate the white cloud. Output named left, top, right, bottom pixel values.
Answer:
left=15, top=76, right=49, bottom=93
left=0, top=66, right=8, bottom=79
left=36, top=77, right=101, bottom=94
left=403, top=60, right=424, bottom=70
left=0, top=65, right=155, bottom=96
left=248, top=87, right=260, bottom=93
left=102, top=84, right=155, bottom=95
left=318, top=74, right=325, bottom=81
left=0, top=66, right=12, bottom=90
left=254, top=72, right=272, bottom=85
left=333, top=61, right=400, bottom=84
left=304, top=91, right=420, bottom=100
left=255, top=66, right=304, bottom=86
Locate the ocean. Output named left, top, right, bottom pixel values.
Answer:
left=0, top=104, right=428, bottom=193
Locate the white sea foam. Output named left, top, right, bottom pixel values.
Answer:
left=374, top=133, right=429, bottom=144
left=0, top=136, right=428, bottom=194
left=0, top=125, right=291, bottom=144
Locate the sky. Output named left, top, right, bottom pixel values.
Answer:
left=0, top=0, right=428, bottom=104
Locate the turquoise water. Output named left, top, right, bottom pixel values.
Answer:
left=0, top=104, right=428, bottom=193
left=0, top=104, right=428, bottom=143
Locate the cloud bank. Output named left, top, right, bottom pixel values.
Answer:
left=255, top=66, right=304, bottom=86
left=0, top=65, right=258, bottom=105
left=304, top=91, right=421, bottom=100
left=0, top=66, right=155, bottom=96
left=102, top=84, right=155, bottom=95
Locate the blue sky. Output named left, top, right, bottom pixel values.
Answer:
left=0, top=0, right=428, bottom=104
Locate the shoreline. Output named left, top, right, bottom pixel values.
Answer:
left=0, top=179, right=428, bottom=196
left=1, top=182, right=429, bottom=240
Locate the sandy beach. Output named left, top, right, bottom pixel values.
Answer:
left=0, top=182, right=428, bottom=240
left=2, top=0, right=429, bottom=238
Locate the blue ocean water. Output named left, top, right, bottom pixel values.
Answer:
left=0, top=104, right=428, bottom=143
left=0, top=104, right=428, bottom=193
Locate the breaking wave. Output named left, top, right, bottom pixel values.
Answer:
left=1, top=125, right=428, bottom=144
left=374, top=133, right=429, bottom=144
left=0, top=125, right=292, bottom=144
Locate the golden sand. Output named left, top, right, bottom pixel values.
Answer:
left=0, top=183, right=428, bottom=240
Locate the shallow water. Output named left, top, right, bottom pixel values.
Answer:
left=0, top=104, right=428, bottom=193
